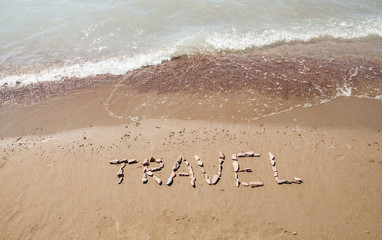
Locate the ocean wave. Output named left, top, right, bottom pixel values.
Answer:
left=1, top=17, right=382, bottom=87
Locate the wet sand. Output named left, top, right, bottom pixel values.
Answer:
left=1, top=50, right=382, bottom=239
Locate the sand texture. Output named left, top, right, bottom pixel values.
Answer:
left=1, top=50, right=382, bottom=239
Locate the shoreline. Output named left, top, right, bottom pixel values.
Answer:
left=1, top=82, right=382, bottom=239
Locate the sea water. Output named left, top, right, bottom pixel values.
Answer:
left=1, top=0, right=382, bottom=86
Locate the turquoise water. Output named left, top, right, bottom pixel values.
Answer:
left=1, top=0, right=382, bottom=86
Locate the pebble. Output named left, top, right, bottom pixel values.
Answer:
left=245, top=151, right=254, bottom=157
left=236, top=179, right=240, bottom=187
left=197, top=160, right=203, bottom=167
left=128, top=159, right=137, bottom=164
left=293, top=232, right=297, bottom=235
left=109, top=159, right=119, bottom=164
left=117, top=168, right=124, bottom=178
left=232, top=154, right=237, bottom=160
left=270, top=159, right=276, bottom=166
left=119, top=159, right=128, bottom=164
left=143, top=158, right=149, bottom=166
left=292, top=180, right=301, bottom=184
left=233, top=161, right=239, bottom=172
left=218, top=171, right=222, bottom=177
left=171, top=171, right=176, bottom=178
left=166, top=177, right=173, bottom=186
left=250, top=181, right=264, bottom=187
left=241, top=182, right=249, bottom=187
left=294, top=177, right=303, bottom=182
left=269, top=152, right=275, bottom=160
left=153, top=176, right=162, bottom=185
left=155, top=158, right=162, bottom=163
left=179, top=172, right=189, bottom=176
left=159, top=162, right=164, bottom=168
left=219, top=152, right=225, bottom=159
left=194, top=155, right=200, bottom=161
left=177, top=156, right=182, bottom=163
left=234, top=172, right=238, bottom=179
left=149, top=157, right=156, bottom=162
left=237, top=152, right=245, bottom=157
left=150, top=167, right=161, bottom=172
left=185, top=160, right=190, bottom=166
left=147, top=171, right=153, bottom=177
left=201, top=168, right=206, bottom=174
left=274, top=172, right=278, bottom=177
left=173, top=162, right=180, bottom=171
left=118, top=177, right=123, bottom=184
left=272, top=166, right=278, bottom=172
left=205, top=178, right=212, bottom=185
left=219, top=159, right=224, bottom=164
left=142, top=177, right=148, bottom=184
left=212, top=175, right=220, bottom=185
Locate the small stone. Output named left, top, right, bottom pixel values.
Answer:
left=284, top=180, right=293, bottom=184
left=269, top=152, right=275, bottom=160
left=219, top=152, right=225, bottom=159
left=142, top=158, right=150, bottom=166
left=197, top=160, right=203, bottom=167
left=292, top=180, right=301, bottom=184
left=272, top=166, right=278, bottom=172
left=241, top=182, right=249, bottom=187
left=143, top=166, right=148, bottom=173
left=201, top=168, right=206, bottom=174
left=173, top=162, right=180, bottom=171
left=147, top=171, right=153, bottom=177
left=237, top=152, right=245, bottom=157
left=185, top=160, right=190, bottom=166
left=142, top=177, right=148, bottom=184
left=205, top=178, right=212, bottom=185
left=250, top=181, right=264, bottom=187
left=117, top=169, right=124, bottom=178
left=118, top=177, right=123, bottom=184
left=150, top=167, right=161, bottom=172
left=219, top=159, right=224, bottom=164
left=232, top=154, right=237, bottom=160
left=236, top=179, right=240, bottom=187
left=159, top=162, right=164, bottom=168
left=219, top=165, right=223, bottom=172
left=153, top=176, right=162, bottom=185
left=212, top=175, right=220, bottom=185
left=234, top=172, right=238, bottom=179
left=179, top=172, right=189, bottom=176
left=190, top=179, right=195, bottom=187
left=253, top=153, right=261, bottom=157
left=233, top=161, right=239, bottom=172
left=128, top=159, right=137, bottom=164
left=177, top=156, right=182, bottom=163
left=155, top=158, right=162, bottom=163
left=245, top=151, right=254, bottom=157
left=187, top=165, right=194, bottom=174
left=218, top=171, right=222, bottom=177
left=274, top=172, right=278, bottom=177
left=149, top=157, right=156, bottom=162
left=294, top=177, right=303, bottom=182
left=171, top=171, right=176, bottom=178
left=109, top=159, right=119, bottom=164
left=293, top=232, right=297, bottom=235
left=194, top=155, right=200, bottom=161
left=119, top=159, right=128, bottom=164
left=270, top=159, right=276, bottom=166
left=166, top=177, right=173, bottom=186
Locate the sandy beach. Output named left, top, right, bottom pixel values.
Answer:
left=1, top=72, right=382, bottom=239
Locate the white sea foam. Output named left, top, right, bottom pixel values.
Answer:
left=1, top=50, right=172, bottom=86
left=1, top=17, right=382, bottom=86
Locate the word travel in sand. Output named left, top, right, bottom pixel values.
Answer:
left=109, top=151, right=303, bottom=188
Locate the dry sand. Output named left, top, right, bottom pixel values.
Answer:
left=0, top=81, right=381, bottom=240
